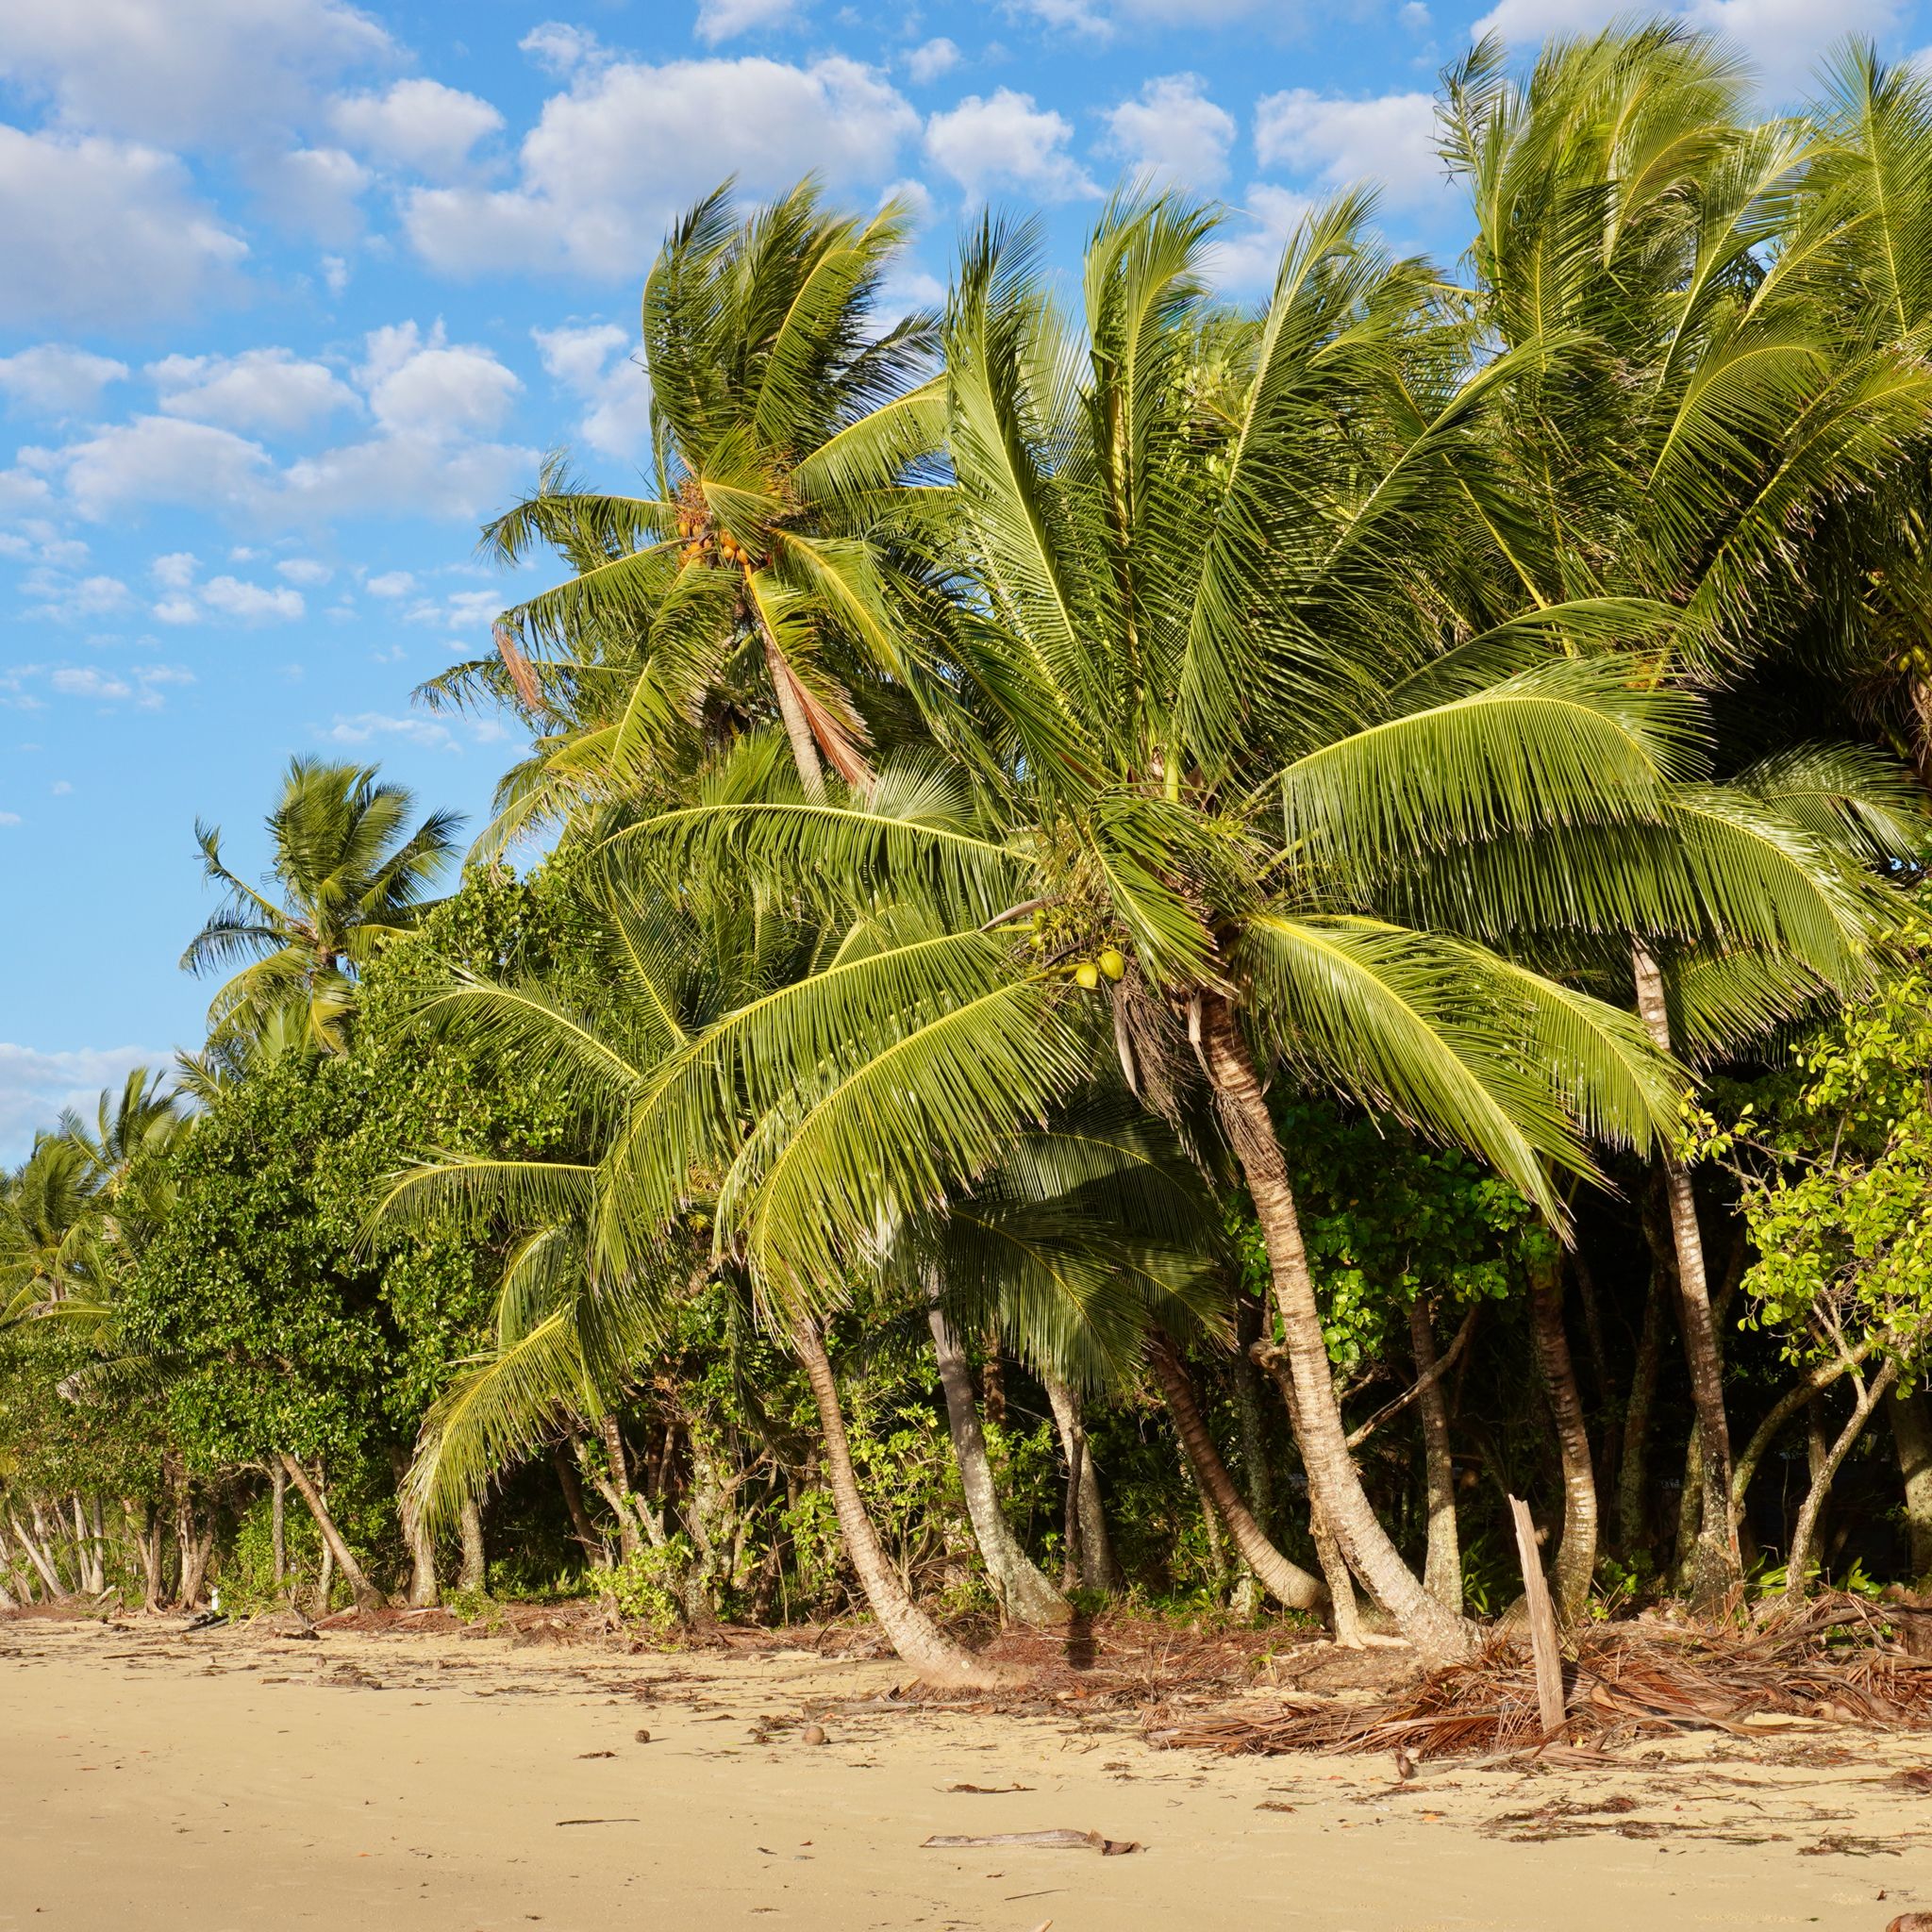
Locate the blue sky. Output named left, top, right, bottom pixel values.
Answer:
left=1, top=0, right=1926, bottom=1158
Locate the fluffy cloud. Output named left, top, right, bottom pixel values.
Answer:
left=280, top=433, right=531, bottom=522
left=365, top=569, right=415, bottom=596
left=0, top=0, right=392, bottom=149
left=924, top=90, right=1099, bottom=201
left=403, top=57, right=917, bottom=278
left=46, top=415, right=272, bottom=521
left=0, top=128, right=249, bottom=327
left=0, top=345, right=128, bottom=418
left=147, top=550, right=302, bottom=621
left=1253, top=88, right=1445, bottom=210
left=519, top=22, right=608, bottom=75
left=150, top=348, right=358, bottom=434
left=251, top=144, right=370, bottom=243
left=24, top=570, right=129, bottom=620
left=906, top=38, right=960, bottom=85
left=275, top=557, right=333, bottom=585
left=696, top=0, right=804, bottom=42
left=328, top=78, right=505, bottom=180
left=0, top=1042, right=169, bottom=1163
left=1467, top=0, right=1901, bottom=95
left=358, top=321, right=521, bottom=438
left=324, top=709, right=454, bottom=750
left=1103, top=73, right=1236, bottom=189
left=533, top=322, right=654, bottom=461
left=1203, top=181, right=1317, bottom=288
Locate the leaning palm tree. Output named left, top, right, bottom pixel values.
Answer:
left=470, top=181, right=952, bottom=816
left=181, top=758, right=461, bottom=1052
left=602, top=190, right=1921, bottom=1659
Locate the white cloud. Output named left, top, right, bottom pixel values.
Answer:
left=1253, top=88, right=1445, bottom=210
left=1015, top=0, right=1291, bottom=24
left=50, top=665, right=132, bottom=698
left=0, top=469, right=52, bottom=513
left=533, top=322, right=654, bottom=460
left=1203, top=181, right=1317, bottom=288
left=358, top=321, right=522, bottom=438
left=1102, top=73, right=1236, bottom=189
left=150, top=347, right=358, bottom=434
left=329, top=78, right=505, bottom=180
left=0, top=344, right=128, bottom=418
left=0, top=128, right=249, bottom=326
left=48, top=415, right=272, bottom=520
left=324, top=709, right=454, bottom=749
left=1400, top=1, right=1431, bottom=24
left=151, top=551, right=197, bottom=590
left=280, top=433, right=532, bottom=521
left=906, top=38, right=960, bottom=85
left=924, top=90, right=1098, bottom=201
left=1009, top=0, right=1113, bottom=34
left=275, top=557, right=333, bottom=585
left=0, top=0, right=392, bottom=149
left=519, top=22, right=608, bottom=75
left=252, top=144, right=370, bottom=243
left=403, top=57, right=917, bottom=278
left=0, top=812, right=20, bottom=826
left=697, top=0, right=803, bottom=41
left=366, top=569, right=415, bottom=596
left=322, top=254, right=350, bottom=296
left=0, top=1042, right=170, bottom=1164
left=26, top=572, right=130, bottom=620
left=200, top=575, right=305, bottom=620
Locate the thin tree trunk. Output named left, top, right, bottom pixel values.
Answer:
left=10, top=1512, right=65, bottom=1598
left=791, top=1318, right=1001, bottom=1685
left=271, top=1462, right=287, bottom=1591
left=551, top=1443, right=608, bottom=1565
left=458, top=1495, right=488, bottom=1594
left=1526, top=1255, right=1596, bottom=1624
left=1043, top=1374, right=1120, bottom=1591
left=125, top=1499, right=164, bottom=1610
left=1147, top=1336, right=1326, bottom=1614
left=279, top=1455, right=385, bottom=1612
left=1630, top=942, right=1740, bottom=1606
left=1728, top=1341, right=1878, bottom=1532
left=1253, top=1346, right=1362, bottom=1643
left=389, top=1446, right=439, bottom=1607
left=1618, top=1241, right=1668, bottom=1559
left=1672, top=1419, right=1704, bottom=1590
left=592, top=1413, right=642, bottom=1562
left=1784, top=1359, right=1901, bottom=1598
left=926, top=1297, right=1069, bottom=1625
left=761, top=631, right=826, bottom=801
left=0, top=1520, right=37, bottom=1604
left=1890, top=1385, right=1932, bottom=1580
left=1407, top=1296, right=1462, bottom=1614
left=1199, top=994, right=1471, bottom=1660
left=1234, top=1293, right=1279, bottom=1541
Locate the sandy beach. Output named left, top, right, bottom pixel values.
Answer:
left=2, top=1613, right=1927, bottom=1932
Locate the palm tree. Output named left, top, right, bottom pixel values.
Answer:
left=474, top=181, right=953, bottom=814
left=181, top=758, right=461, bottom=1052
left=600, top=185, right=1925, bottom=1658
left=1437, top=25, right=1932, bottom=1599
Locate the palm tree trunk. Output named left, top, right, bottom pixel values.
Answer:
left=10, top=1511, right=66, bottom=1598
left=271, top=1462, right=287, bottom=1591
left=761, top=633, right=826, bottom=800
left=1199, top=993, right=1472, bottom=1660
left=1783, top=1359, right=1901, bottom=1598
left=1407, top=1296, right=1462, bottom=1614
left=593, top=1413, right=643, bottom=1562
left=1252, top=1344, right=1362, bottom=1642
left=1042, top=1375, right=1121, bottom=1591
left=791, top=1318, right=1003, bottom=1685
left=1890, top=1386, right=1932, bottom=1580
left=925, top=1297, right=1069, bottom=1626
left=1146, top=1336, right=1326, bottom=1614
left=389, top=1446, right=440, bottom=1607
left=279, top=1455, right=385, bottom=1612
left=458, top=1496, right=489, bottom=1594
left=1630, top=942, right=1740, bottom=1606
left=1527, top=1254, right=1597, bottom=1624
left=551, top=1443, right=608, bottom=1565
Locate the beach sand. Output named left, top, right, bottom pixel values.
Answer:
left=2, top=1613, right=1926, bottom=1931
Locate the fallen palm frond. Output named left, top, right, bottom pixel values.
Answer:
left=1148, top=1595, right=1932, bottom=1760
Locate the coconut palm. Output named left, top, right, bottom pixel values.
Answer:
left=1436, top=25, right=1932, bottom=1599
left=474, top=181, right=953, bottom=819
left=181, top=758, right=461, bottom=1053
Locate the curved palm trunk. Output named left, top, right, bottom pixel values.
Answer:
left=1147, top=1336, right=1326, bottom=1615
left=1042, top=1375, right=1121, bottom=1592
left=791, top=1319, right=1004, bottom=1685
left=761, top=632, right=826, bottom=801
left=280, top=1455, right=385, bottom=1612
left=1254, top=1344, right=1363, bottom=1643
left=458, top=1496, right=489, bottom=1594
left=1631, top=943, right=1740, bottom=1606
left=390, top=1446, right=440, bottom=1608
left=1200, top=994, right=1472, bottom=1661
left=1407, top=1297, right=1463, bottom=1614
left=925, top=1299, right=1070, bottom=1626
left=1527, top=1255, right=1597, bottom=1624
left=1783, top=1359, right=1901, bottom=1598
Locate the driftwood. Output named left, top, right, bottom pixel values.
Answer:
left=1149, top=1594, right=1932, bottom=1761
left=1507, top=1495, right=1565, bottom=1734
left=921, top=1828, right=1141, bottom=1856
